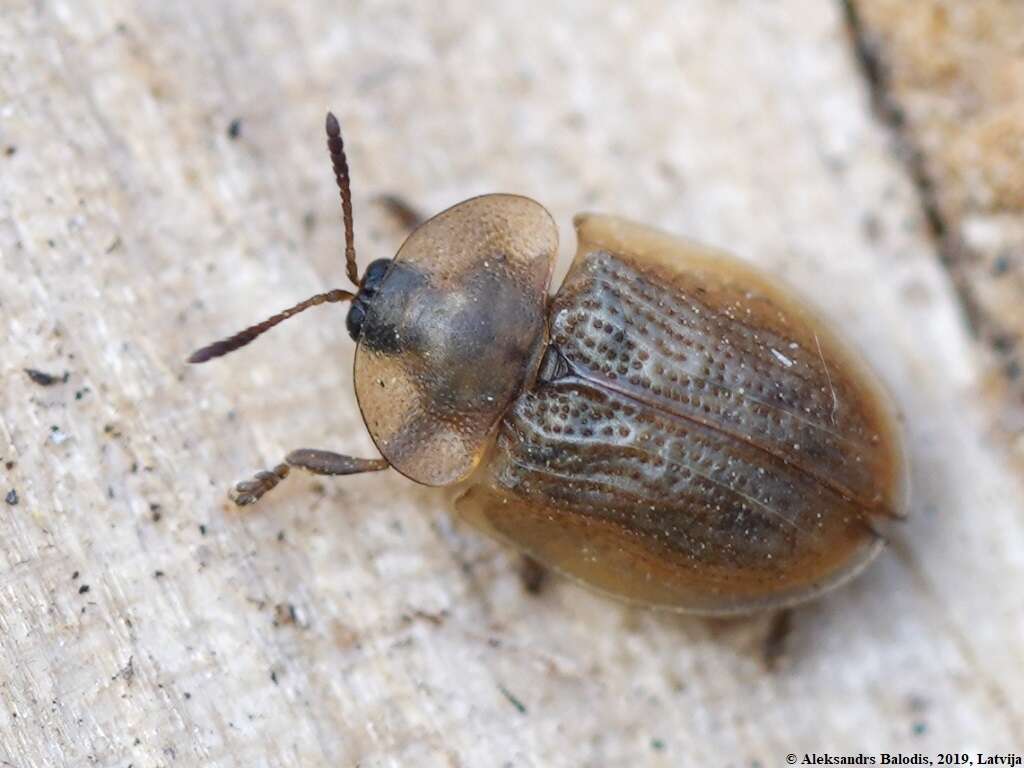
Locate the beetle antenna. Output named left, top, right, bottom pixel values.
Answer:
left=187, top=288, right=354, bottom=363
left=325, top=112, right=360, bottom=287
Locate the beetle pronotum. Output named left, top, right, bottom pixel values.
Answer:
left=190, top=113, right=908, bottom=614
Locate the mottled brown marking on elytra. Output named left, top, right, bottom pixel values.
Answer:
left=457, top=213, right=907, bottom=613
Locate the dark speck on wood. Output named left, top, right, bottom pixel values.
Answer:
left=991, top=253, right=1012, bottom=277
left=498, top=683, right=528, bottom=714
left=25, top=368, right=68, bottom=386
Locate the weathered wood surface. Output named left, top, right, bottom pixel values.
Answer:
left=851, top=0, right=1024, bottom=459
left=1, top=2, right=1021, bottom=766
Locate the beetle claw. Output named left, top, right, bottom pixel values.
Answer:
left=228, top=465, right=290, bottom=507
left=228, top=486, right=259, bottom=506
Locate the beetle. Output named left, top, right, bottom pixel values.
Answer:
left=190, top=113, right=908, bottom=614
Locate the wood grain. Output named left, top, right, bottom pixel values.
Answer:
left=1, top=2, right=1021, bottom=765
left=848, top=0, right=1024, bottom=461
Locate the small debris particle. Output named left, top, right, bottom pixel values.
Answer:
left=72, top=570, right=79, bottom=580
left=198, top=523, right=207, bottom=536
left=273, top=602, right=298, bottom=627
left=992, top=333, right=1016, bottom=354
left=114, top=655, right=135, bottom=686
left=183, top=691, right=191, bottom=700
left=770, top=348, right=794, bottom=368
left=861, top=212, right=883, bottom=242
left=4, top=145, right=16, bottom=156
left=25, top=368, right=67, bottom=386
left=911, top=721, right=927, bottom=736
left=302, top=210, right=317, bottom=234
left=270, top=669, right=279, bottom=685
left=74, top=387, right=89, bottom=400
left=276, top=530, right=285, bottom=542
left=4, top=489, right=17, bottom=505
left=497, top=683, right=527, bottom=714
left=153, top=570, right=165, bottom=579
left=227, top=118, right=242, bottom=139
left=992, top=253, right=1012, bottom=277
left=5, top=461, right=14, bottom=470
left=150, top=503, right=163, bottom=522
left=105, top=236, right=122, bottom=254
left=405, top=608, right=449, bottom=626
left=651, top=738, right=666, bottom=751
left=78, top=584, right=91, bottom=594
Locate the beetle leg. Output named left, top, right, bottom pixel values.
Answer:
left=375, top=193, right=425, bottom=232
left=285, top=448, right=390, bottom=477
left=229, top=449, right=389, bottom=506
left=762, top=609, right=794, bottom=671
left=518, top=554, right=548, bottom=596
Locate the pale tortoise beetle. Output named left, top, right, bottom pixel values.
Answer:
left=190, top=113, right=908, bottom=614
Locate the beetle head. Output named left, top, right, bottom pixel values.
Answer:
left=352, top=194, right=557, bottom=487
left=188, top=116, right=557, bottom=489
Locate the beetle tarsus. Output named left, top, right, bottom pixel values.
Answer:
left=230, top=464, right=290, bottom=506
left=228, top=451, right=389, bottom=506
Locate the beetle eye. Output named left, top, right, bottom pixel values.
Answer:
left=361, top=259, right=392, bottom=292
left=345, top=302, right=367, bottom=340
left=346, top=259, right=392, bottom=341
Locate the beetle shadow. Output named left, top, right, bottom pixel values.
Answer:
left=433, top=494, right=911, bottom=674
left=614, top=420, right=958, bottom=677
left=281, top=389, right=962, bottom=688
